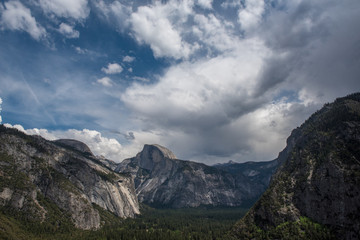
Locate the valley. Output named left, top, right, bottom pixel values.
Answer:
left=1, top=93, right=360, bottom=239
left=0, top=204, right=248, bottom=240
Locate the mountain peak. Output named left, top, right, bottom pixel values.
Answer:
left=134, top=144, right=177, bottom=171
left=143, top=144, right=177, bottom=160
left=54, top=139, right=93, bottom=156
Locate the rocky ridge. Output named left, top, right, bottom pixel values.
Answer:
left=116, top=144, right=278, bottom=208
left=0, top=126, right=140, bottom=230
left=231, top=93, right=360, bottom=239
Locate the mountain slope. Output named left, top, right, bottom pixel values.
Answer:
left=116, top=144, right=278, bottom=208
left=214, top=159, right=278, bottom=188
left=53, top=138, right=118, bottom=170
left=0, top=126, right=140, bottom=231
left=231, top=93, right=360, bottom=239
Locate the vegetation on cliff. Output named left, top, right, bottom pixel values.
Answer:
left=231, top=93, right=360, bottom=239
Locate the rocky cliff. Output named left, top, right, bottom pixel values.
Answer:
left=116, top=144, right=278, bottom=208
left=0, top=126, right=140, bottom=230
left=231, top=93, right=360, bottom=239
left=54, top=138, right=118, bottom=170
left=214, top=159, right=278, bottom=189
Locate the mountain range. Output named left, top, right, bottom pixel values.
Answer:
left=115, top=144, right=278, bottom=208
left=1, top=93, right=360, bottom=239
left=0, top=124, right=278, bottom=231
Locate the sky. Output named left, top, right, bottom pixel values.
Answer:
left=0, top=0, right=359, bottom=164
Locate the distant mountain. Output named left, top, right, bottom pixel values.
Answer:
left=116, top=144, right=279, bottom=208
left=231, top=93, right=360, bottom=239
left=214, top=159, right=278, bottom=187
left=0, top=126, right=139, bottom=231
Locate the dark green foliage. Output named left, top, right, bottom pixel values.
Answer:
left=94, top=169, right=118, bottom=182
left=0, top=192, right=76, bottom=240
left=0, top=153, right=34, bottom=191
left=232, top=217, right=335, bottom=240
left=80, top=205, right=248, bottom=240
left=0, top=205, right=248, bottom=240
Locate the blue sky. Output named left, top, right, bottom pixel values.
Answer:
left=0, top=0, right=360, bottom=164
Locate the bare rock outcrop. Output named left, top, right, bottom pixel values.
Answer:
left=0, top=126, right=140, bottom=230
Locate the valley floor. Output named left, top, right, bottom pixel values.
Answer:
left=0, top=205, right=248, bottom=240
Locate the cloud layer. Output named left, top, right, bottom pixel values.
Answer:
left=1, top=0, right=359, bottom=164
left=119, top=0, right=360, bottom=163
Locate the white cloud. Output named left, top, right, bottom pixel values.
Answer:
left=197, top=0, right=213, bottom=9
left=3, top=124, right=131, bottom=162
left=101, top=63, right=123, bottom=74
left=130, top=1, right=194, bottom=59
left=58, top=23, right=79, bottom=38
left=38, top=0, right=89, bottom=20
left=238, top=0, right=265, bottom=32
left=123, top=56, right=135, bottom=63
left=54, top=129, right=125, bottom=161
left=93, top=0, right=131, bottom=31
left=193, top=14, right=236, bottom=52
left=0, top=1, right=46, bottom=40
left=122, top=39, right=269, bottom=122
left=4, top=124, right=26, bottom=133
left=221, top=0, right=241, bottom=9
left=97, top=77, right=113, bottom=87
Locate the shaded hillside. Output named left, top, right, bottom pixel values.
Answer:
left=231, top=93, right=360, bottom=239
left=214, top=160, right=278, bottom=189
left=116, top=144, right=279, bottom=208
left=0, top=125, right=139, bottom=232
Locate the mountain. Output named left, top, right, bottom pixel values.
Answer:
left=0, top=125, right=140, bottom=231
left=116, top=144, right=279, bottom=208
left=54, top=139, right=94, bottom=156
left=54, top=139, right=118, bottom=170
left=231, top=93, right=360, bottom=239
left=214, top=159, right=278, bottom=188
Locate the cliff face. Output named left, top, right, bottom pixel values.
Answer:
left=214, top=159, right=278, bottom=189
left=232, top=93, right=360, bottom=240
left=0, top=126, right=140, bottom=230
left=116, top=144, right=278, bottom=208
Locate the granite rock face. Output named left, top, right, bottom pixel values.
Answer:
left=232, top=93, right=360, bottom=239
left=0, top=126, right=140, bottom=230
left=116, top=144, right=278, bottom=208
left=54, top=139, right=93, bottom=156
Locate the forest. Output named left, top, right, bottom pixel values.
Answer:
left=0, top=203, right=248, bottom=240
